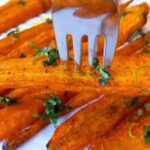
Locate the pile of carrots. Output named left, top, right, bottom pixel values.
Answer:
left=0, top=0, right=149, bottom=150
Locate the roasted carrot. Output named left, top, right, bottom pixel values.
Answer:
left=2, top=92, right=100, bottom=150
left=0, top=54, right=149, bottom=95
left=47, top=96, right=149, bottom=150
left=0, top=3, right=148, bottom=59
left=117, top=31, right=150, bottom=55
left=0, top=0, right=19, bottom=13
left=90, top=101, right=150, bottom=150
left=2, top=119, right=50, bottom=150
left=118, top=2, right=149, bottom=46
left=0, top=87, right=76, bottom=139
left=0, top=0, right=51, bottom=34
left=0, top=22, right=52, bottom=53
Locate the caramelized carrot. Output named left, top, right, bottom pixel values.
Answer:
left=0, top=54, right=148, bottom=96
left=48, top=96, right=149, bottom=150
left=0, top=0, right=51, bottom=34
left=0, top=3, right=148, bottom=59
left=90, top=103, right=150, bottom=150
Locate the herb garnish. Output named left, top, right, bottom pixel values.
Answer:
left=92, top=57, right=111, bottom=86
left=18, top=0, right=26, bottom=6
left=33, top=94, right=72, bottom=127
left=145, top=103, right=150, bottom=112
left=124, top=97, right=139, bottom=107
left=7, top=27, right=19, bottom=39
left=120, top=11, right=133, bottom=19
left=46, top=18, right=52, bottom=24
left=30, top=41, right=60, bottom=66
left=144, top=47, right=150, bottom=53
left=0, top=96, right=17, bottom=105
left=144, top=126, right=150, bottom=143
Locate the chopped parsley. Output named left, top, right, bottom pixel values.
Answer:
left=144, top=47, right=150, bottom=53
left=18, top=0, right=26, bottom=6
left=120, top=11, right=133, bottom=19
left=7, top=27, right=19, bottom=39
left=92, top=57, right=111, bottom=86
left=33, top=94, right=72, bottom=127
left=145, top=103, right=150, bottom=112
left=144, top=126, right=150, bottom=143
left=46, top=18, right=52, bottom=24
left=30, top=41, right=60, bottom=66
left=0, top=96, right=17, bottom=105
left=125, top=97, right=139, bottom=107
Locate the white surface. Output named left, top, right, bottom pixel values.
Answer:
left=0, top=0, right=149, bottom=150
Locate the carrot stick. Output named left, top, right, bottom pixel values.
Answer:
left=1, top=39, right=149, bottom=148
left=117, top=31, right=150, bottom=55
left=2, top=119, right=50, bottom=150
left=0, top=3, right=148, bottom=59
left=0, top=87, right=76, bottom=140
left=47, top=96, right=149, bottom=150
left=0, top=54, right=149, bottom=96
left=90, top=102, right=150, bottom=150
left=118, top=2, right=149, bottom=46
left=0, top=0, right=51, bottom=34
left=0, top=0, right=19, bottom=14
left=2, top=92, right=100, bottom=150
left=0, top=22, right=52, bottom=52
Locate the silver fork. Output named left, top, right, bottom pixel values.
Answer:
left=52, top=0, right=119, bottom=69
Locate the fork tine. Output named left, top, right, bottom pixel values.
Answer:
left=72, top=35, right=82, bottom=67
left=103, top=25, right=118, bottom=69
left=55, top=32, right=68, bottom=61
left=88, top=36, right=97, bottom=66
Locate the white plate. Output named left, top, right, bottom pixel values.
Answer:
left=0, top=0, right=149, bottom=149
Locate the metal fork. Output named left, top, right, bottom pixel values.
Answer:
left=52, top=0, right=119, bottom=69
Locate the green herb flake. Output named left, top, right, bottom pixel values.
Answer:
left=144, top=126, right=150, bottom=143
left=30, top=41, right=60, bottom=66
left=40, top=94, right=72, bottom=127
left=92, top=57, right=111, bottom=86
left=145, top=103, right=150, bottom=112
left=120, top=11, right=133, bottom=19
left=46, top=18, right=52, bottom=24
left=32, top=112, right=39, bottom=118
left=144, top=48, right=150, bottom=53
left=0, top=96, right=17, bottom=105
left=18, top=0, right=26, bottom=6
left=125, top=97, right=139, bottom=107
left=7, top=27, right=19, bottom=39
